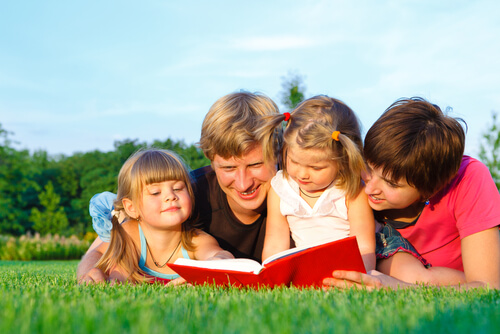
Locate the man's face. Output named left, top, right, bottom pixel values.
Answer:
left=211, top=145, right=276, bottom=221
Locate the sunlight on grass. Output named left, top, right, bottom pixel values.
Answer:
left=1, top=261, right=498, bottom=334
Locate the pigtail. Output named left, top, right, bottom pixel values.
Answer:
left=334, top=131, right=366, bottom=200
left=95, top=213, right=150, bottom=284
left=255, top=112, right=287, bottom=166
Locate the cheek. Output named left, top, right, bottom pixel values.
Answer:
left=255, top=167, right=274, bottom=182
left=216, top=172, right=232, bottom=187
left=286, top=163, right=298, bottom=176
left=387, top=190, right=416, bottom=207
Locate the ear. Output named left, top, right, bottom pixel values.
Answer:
left=122, top=197, right=139, bottom=219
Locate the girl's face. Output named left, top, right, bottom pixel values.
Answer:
left=139, top=180, right=192, bottom=230
left=363, top=164, right=422, bottom=211
left=286, top=145, right=338, bottom=194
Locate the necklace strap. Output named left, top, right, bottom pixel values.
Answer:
left=299, top=187, right=322, bottom=198
left=146, top=238, right=181, bottom=268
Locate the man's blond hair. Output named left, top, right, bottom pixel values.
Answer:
left=198, top=91, right=280, bottom=161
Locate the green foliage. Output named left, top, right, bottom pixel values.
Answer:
left=0, top=122, right=209, bottom=237
left=0, top=234, right=91, bottom=260
left=30, top=181, right=69, bottom=235
left=279, top=71, right=306, bottom=112
left=0, top=124, right=40, bottom=235
left=1, top=261, right=499, bottom=334
left=479, top=112, right=500, bottom=189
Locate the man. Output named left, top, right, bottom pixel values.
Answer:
left=77, top=91, right=281, bottom=283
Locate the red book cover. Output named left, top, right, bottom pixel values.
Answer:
left=168, top=236, right=366, bottom=288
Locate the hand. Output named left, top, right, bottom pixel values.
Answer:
left=205, top=250, right=234, bottom=261
left=322, top=270, right=402, bottom=291
left=165, top=277, right=192, bottom=287
left=78, top=267, right=108, bottom=285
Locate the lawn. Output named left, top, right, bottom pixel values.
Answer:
left=1, top=260, right=499, bottom=334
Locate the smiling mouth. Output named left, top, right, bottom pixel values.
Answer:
left=240, top=188, right=257, bottom=196
left=370, top=195, right=384, bottom=201
left=163, top=207, right=180, bottom=212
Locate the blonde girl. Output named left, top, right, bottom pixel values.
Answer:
left=256, top=95, right=376, bottom=271
left=90, top=148, right=232, bottom=284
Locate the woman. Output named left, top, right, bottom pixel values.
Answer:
left=323, top=97, right=500, bottom=290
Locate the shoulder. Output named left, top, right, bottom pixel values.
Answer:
left=449, top=156, right=496, bottom=192
left=190, top=228, right=218, bottom=246
left=190, top=165, right=219, bottom=198
left=190, top=165, right=214, bottom=183
left=346, top=183, right=368, bottom=207
left=271, top=170, right=285, bottom=184
left=460, top=155, right=488, bottom=174
left=115, top=219, right=141, bottom=249
left=270, top=170, right=293, bottom=197
left=120, top=219, right=139, bottom=237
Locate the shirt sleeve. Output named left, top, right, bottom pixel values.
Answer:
left=454, top=158, right=500, bottom=239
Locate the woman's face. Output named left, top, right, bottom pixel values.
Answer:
left=363, top=164, right=422, bottom=211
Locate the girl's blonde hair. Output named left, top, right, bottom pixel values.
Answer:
left=96, top=148, right=196, bottom=283
left=256, top=95, right=366, bottom=199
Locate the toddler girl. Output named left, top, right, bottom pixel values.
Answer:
left=256, top=95, right=376, bottom=271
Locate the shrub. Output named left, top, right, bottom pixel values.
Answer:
left=0, top=232, right=91, bottom=260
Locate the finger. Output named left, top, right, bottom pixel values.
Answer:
left=78, top=275, right=95, bottom=285
left=332, top=270, right=366, bottom=282
left=166, top=277, right=188, bottom=286
left=322, top=277, right=365, bottom=290
left=107, top=271, right=126, bottom=284
left=333, top=270, right=383, bottom=290
left=87, top=268, right=107, bottom=283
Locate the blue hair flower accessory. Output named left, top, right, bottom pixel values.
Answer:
left=89, top=191, right=118, bottom=242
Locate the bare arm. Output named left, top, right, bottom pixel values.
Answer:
left=192, top=230, right=234, bottom=261
left=165, top=230, right=233, bottom=287
left=347, top=188, right=376, bottom=272
left=461, top=227, right=500, bottom=289
left=76, top=237, right=109, bottom=284
left=323, top=227, right=500, bottom=290
left=262, top=187, right=291, bottom=261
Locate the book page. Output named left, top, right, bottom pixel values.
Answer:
left=172, top=258, right=264, bottom=274
left=262, top=238, right=342, bottom=266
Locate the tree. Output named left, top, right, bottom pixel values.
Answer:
left=0, top=124, right=39, bottom=234
left=30, top=181, right=69, bottom=235
left=279, top=71, right=306, bottom=112
left=479, top=112, right=500, bottom=190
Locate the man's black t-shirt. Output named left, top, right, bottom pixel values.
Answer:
left=189, top=166, right=267, bottom=262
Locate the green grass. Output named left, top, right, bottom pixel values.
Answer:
left=1, top=261, right=499, bottom=334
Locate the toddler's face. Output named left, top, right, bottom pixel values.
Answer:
left=286, top=145, right=338, bottom=195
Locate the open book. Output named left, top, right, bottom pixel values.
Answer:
left=168, top=236, right=366, bottom=288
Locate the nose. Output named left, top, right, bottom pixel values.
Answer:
left=234, top=168, right=254, bottom=191
left=164, top=190, right=178, bottom=202
left=363, top=172, right=379, bottom=194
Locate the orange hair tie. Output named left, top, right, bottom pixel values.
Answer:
left=283, top=112, right=291, bottom=121
left=332, top=131, right=341, bottom=141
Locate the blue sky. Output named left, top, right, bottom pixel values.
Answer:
left=1, top=0, right=499, bottom=158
